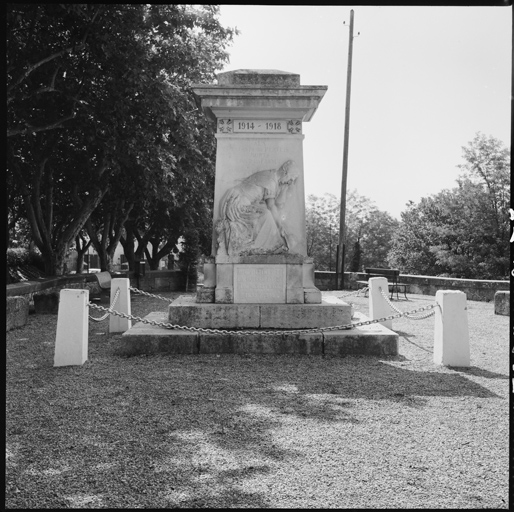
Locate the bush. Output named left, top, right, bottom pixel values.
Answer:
left=6, top=247, right=30, bottom=268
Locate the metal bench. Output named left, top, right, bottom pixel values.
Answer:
left=356, top=267, right=408, bottom=300
left=88, top=271, right=112, bottom=303
left=93, top=271, right=112, bottom=290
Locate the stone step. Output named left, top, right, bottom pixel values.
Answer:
left=168, top=295, right=353, bottom=329
left=118, top=312, right=398, bottom=358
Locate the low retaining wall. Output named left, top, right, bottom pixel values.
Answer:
left=6, top=269, right=190, bottom=331
left=131, top=269, right=191, bottom=293
left=315, top=271, right=509, bottom=302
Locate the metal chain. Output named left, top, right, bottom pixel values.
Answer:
left=87, top=300, right=439, bottom=336
left=129, top=286, right=175, bottom=303
left=88, top=287, right=121, bottom=322
left=379, top=286, right=437, bottom=320
left=337, top=286, right=368, bottom=299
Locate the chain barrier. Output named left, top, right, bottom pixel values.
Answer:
left=129, top=286, right=175, bottom=303
left=87, top=299, right=439, bottom=336
left=88, top=287, right=121, bottom=322
left=379, top=286, right=438, bottom=320
left=337, top=286, right=368, bottom=299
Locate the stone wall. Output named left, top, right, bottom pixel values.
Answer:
left=6, top=270, right=190, bottom=331
left=315, top=271, right=509, bottom=303
left=129, top=269, right=190, bottom=293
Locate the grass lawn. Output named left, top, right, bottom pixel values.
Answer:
left=5, top=290, right=510, bottom=508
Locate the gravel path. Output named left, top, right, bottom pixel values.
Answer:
left=5, top=290, right=509, bottom=508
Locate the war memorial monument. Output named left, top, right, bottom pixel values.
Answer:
left=123, top=70, right=398, bottom=356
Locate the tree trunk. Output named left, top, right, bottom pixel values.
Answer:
left=120, top=223, right=136, bottom=271
left=45, top=246, right=66, bottom=276
left=349, top=240, right=362, bottom=272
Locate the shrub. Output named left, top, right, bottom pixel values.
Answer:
left=6, top=247, right=30, bottom=268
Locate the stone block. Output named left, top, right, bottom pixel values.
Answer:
left=494, top=291, right=510, bottom=316
left=6, top=296, right=29, bottom=331
left=323, top=315, right=399, bottom=357
left=121, top=310, right=398, bottom=357
left=324, top=330, right=398, bottom=357
left=260, top=300, right=352, bottom=329
left=169, top=295, right=259, bottom=329
left=120, top=312, right=198, bottom=356
left=304, top=287, right=322, bottom=304
left=196, top=285, right=215, bottom=303
left=215, top=287, right=234, bottom=304
left=168, top=296, right=351, bottom=330
left=234, top=332, right=323, bottom=355
left=198, top=333, right=238, bottom=354
left=286, top=264, right=304, bottom=304
left=34, top=291, right=60, bottom=314
left=216, top=263, right=233, bottom=288
left=233, top=264, right=286, bottom=303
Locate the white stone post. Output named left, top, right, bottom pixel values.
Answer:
left=369, top=277, right=392, bottom=329
left=434, top=290, right=470, bottom=367
left=54, top=289, right=89, bottom=367
left=109, top=278, right=132, bottom=333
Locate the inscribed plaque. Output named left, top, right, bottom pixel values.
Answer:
left=233, top=264, right=286, bottom=303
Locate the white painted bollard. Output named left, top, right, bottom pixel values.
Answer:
left=54, top=289, right=89, bottom=367
left=109, top=278, right=132, bottom=333
left=434, top=290, right=470, bottom=367
left=369, top=277, right=392, bottom=329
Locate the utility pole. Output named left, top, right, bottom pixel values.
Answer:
left=337, top=8, right=355, bottom=290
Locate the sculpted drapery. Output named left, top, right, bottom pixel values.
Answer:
left=215, top=160, right=299, bottom=257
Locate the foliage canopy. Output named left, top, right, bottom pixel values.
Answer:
left=7, top=4, right=236, bottom=276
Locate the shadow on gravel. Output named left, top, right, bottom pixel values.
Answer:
left=449, top=366, right=509, bottom=379
left=6, top=323, right=504, bottom=509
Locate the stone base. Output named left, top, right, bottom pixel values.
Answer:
left=119, top=312, right=398, bottom=357
left=494, top=291, right=510, bottom=316
left=169, top=294, right=352, bottom=329
left=33, top=291, right=60, bottom=314
left=196, top=285, right=215, bottom=303
left=205, top=259, right=322, bottom=304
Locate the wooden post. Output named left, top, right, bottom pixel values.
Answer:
left=337, top=9, right=355, bottom=290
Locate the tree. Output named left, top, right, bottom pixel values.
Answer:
left=388, top=134, right=510, bottom=279
left=7, top=5, right=236, bottom=275
left=306, top=191, right=399, bottom=272
left=305, top=194, right=339, bottom=271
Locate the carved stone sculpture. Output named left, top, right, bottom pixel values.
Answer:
left=216, top=160, right=299, bottom=257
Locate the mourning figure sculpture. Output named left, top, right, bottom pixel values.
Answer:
left=216, top=160, right=299, bottom=257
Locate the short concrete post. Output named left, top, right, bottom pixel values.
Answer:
left=109, top=278, right=132, bottom=333
left=54, top=289, right=89, bottom=367
left=203, top=262, right=216, bottom=288
left=369, top=277, right=392, bottom=329
left=434, top=290, right=470, bottom=367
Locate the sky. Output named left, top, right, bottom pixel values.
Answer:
left=216, top=5, right=512, bottom=219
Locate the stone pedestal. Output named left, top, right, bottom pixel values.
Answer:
left=169, top=294, right=352, bottom=330
left=193, top=69, right=327, bottom=305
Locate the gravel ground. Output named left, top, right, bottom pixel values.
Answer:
left=5, top=289, right=510, bottom=508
